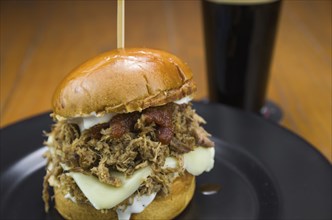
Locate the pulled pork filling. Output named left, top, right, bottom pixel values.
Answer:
left=43, top=103, right=214, bottom=211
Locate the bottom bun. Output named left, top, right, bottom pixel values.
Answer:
left=54, top=173, right=195, bottom=220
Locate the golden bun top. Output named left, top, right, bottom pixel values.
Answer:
left=52, top=48, right=196, bottom=118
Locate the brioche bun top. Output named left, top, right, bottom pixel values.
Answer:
left=52, top=48, right=196, bottom=118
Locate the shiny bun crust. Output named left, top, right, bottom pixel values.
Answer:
left=52, top=48, right=196, bottom=118
left=54, top=173, right=195, bottom=220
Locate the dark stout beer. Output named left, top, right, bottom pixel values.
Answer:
left=202, top=0, right=281, bottom=112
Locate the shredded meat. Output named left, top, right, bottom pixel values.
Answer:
left=192, top=126, right=214, bottom=148
left=43, top=103, right=213, bottom=211
left=91, top=159, right=122, bottom=187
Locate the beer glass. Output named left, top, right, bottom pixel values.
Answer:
left=202, top=0, right=281, bottom=114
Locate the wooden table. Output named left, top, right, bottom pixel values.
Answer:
left=1, top=1, right=331, bottom=161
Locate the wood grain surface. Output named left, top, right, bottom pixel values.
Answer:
left=1, top=0, right=331, bottom=161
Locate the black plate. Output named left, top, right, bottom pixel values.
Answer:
left=0, top=102, right=331, bottom=220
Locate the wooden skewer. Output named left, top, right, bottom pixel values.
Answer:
left=117, top=0, right=125, bottom=48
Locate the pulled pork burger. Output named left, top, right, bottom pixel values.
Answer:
left=43, top=48, right=215, bottom=220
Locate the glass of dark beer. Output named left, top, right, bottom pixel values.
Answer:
left=202, top=0, right=281, bottom=114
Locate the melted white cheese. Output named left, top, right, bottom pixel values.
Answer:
left=71, top=113, right=114, bottom=132
left=173, top=96, right=193, bottom=104
left=116, top=193, right=157, bottom=220
left=47, top=162, right=57, bottom=186
left=163, top=157, right=178, bottom=169
left=183, top=147, right=215, bottom=175
left=64, top=193, right=77, bottom=203
left=81, top=114, right=113, bottom=131
left=67, top=166, right=151, bottom=210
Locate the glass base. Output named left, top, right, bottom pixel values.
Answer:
left=260, top=100, right=283, bottom=123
